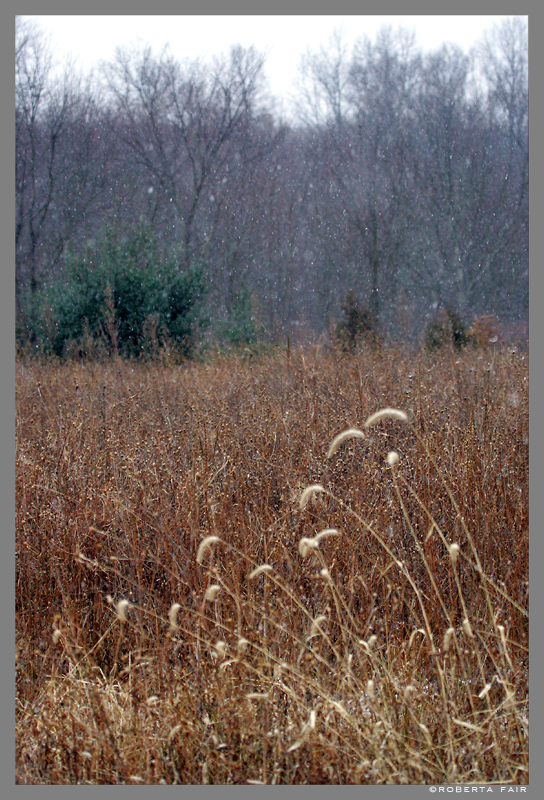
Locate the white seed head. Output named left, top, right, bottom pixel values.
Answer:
left=315, top=528, right=339, bottom=544
left=249, top=564, right=273, bottom=579
left=196, top=536, right=221, bottom=565
left=237, top=638, right=249, bottom=654
left=462, top=618, right=474, bottom=639
left=449, top=543, right=460, bottom=566
left=426, top=523, right=436, bottom=542
left=168, top=725, right=183, bottom=742
left=299, top=529, right=339, bottom=558
left=52, top=628, right=62, bottom=645
left=327, top=428, right=365, bottom=458
left=309, top=615, right=327, bottom=638
left=299, top=484, right=325, bottom=509
left=404, top=685, right=416, bottom=701
left=298, top=528, right=339, bottom=560
left=419, top=723, right=432, bottom=745
left=274, top=662, right=285, bottom=680
left=116, top=599, right=130, bottom=622
left=298, top=537, right=318, bottom=558
left=320, top=568, right=330, bottom=578
left=287, top=709, right=318, bottom=752
left=443, top=627, right=455, bottom=653
left=204, top=584, right=221, bottom=602
left=408, top=628, right=426, bottom=648
left=168, top=603, right=181, bottom=631
left=478, top=682, right=492, bottom=699
left=366, top=679, right=375, bottom=699
left=359, top=634, right=378, bottom=654
left=386, top=451, right=399, bottom=467
left=364, top=408, right=408, bottom=428
left=212, top=640, right=226, bottom=660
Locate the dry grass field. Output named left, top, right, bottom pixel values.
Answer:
left=15, top=344, right=528, bottom=784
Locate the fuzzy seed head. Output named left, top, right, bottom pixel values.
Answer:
left=168, top=603, right=181, bottom=631
left=52, top=628, right=62, bottom=645
left=309, top=615, right=327, bottom=638
left=274, top=662, right=285, bottom=681
left=327, top=428, right=365, bottom=458
left=237, top=638, right=249, bottom=654
left=168, top=725, right=183, bottom=743
left=196, top=536, right=221, bottom=565
left=419, top=723, right=432, bottom=745
left=426, top=523, right=436, bottom=542
left=116, top=599, right=130, bottom=622
left=478, top=682, right=492, bottom=699
left=212, top=640, right=226, bottom=660
left=449, top=543, right=460, bottom=566
left=298, top=537, right=318, bottom=558
left=315, top=528, right=340, bottom=544
left=443, top=627, right=455, bottom=652
left=359, top=635, right=378, bottom=654
left=408, top=628, right=426, bottom=648
left=249, top=565, right=273, bottom=579
left=366, top=679, right=375, bottom=699
left=299, top=529, right=339, bottom=558
left=364, top=408, right=408, bottom=428
left=386, top=451, right=399, bottom=467
left=462, top=618, right=474, bottom=639
left=404, top=685, right=416, bottom=701
left=299, top=484, right=325, bottom=509
left=204, top=584, right=221, bottom=602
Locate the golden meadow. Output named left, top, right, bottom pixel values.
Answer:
left=15, top=343, right=528, bottom=784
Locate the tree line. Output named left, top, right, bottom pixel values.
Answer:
left=15, top=17, right=528, bottom=356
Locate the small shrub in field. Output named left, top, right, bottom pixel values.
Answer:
left=425, top=304, right=470, bottom=351
left=37, top=224, right=209, bottom=359
left=218, top=285, right=263, bottom=350
left=335, top=290, right=377, bottom=352
left=467, top=313, right=500, bottom=348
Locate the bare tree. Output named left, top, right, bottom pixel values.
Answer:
left=16, top=17, right=54, bottom=305
left=474, top=17, right=528, bottom=317
left=16, top=18, right=115, bottom=338
left=104, top=44, right=267, bottom=272
left=412, top=28, right=528, bottom=323
left=477, top=17, right=528, bottom=155
left=297, top=28, right=352, bottom=128
left=297, top=22, right=527, bottom=337
left=297, top=27, right=421, bottom=332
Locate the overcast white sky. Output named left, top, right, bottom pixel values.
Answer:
left=23, top=15, right=523, bottom=117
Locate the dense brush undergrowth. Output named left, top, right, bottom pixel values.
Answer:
left=15, top=344, right=528, bottom=784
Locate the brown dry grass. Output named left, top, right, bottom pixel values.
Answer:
left=15, top=344, right=528, bottom=784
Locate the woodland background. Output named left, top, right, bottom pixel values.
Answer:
left=15, top=17, right=528, bottom=356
